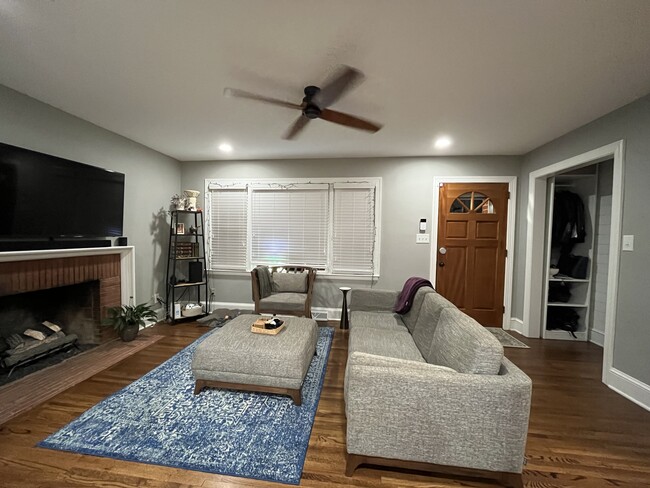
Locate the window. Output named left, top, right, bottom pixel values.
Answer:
left=251, top=186, right=329, bottom=267
left=449, top=191, right=495, bottom=214
left=332, top=184, right=377, bottom=274
left=206, top=178, right=381, bottom=275
left=208, top=187, right=248, bottom=270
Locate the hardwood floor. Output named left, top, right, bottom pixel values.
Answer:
left=0, top=323, right=649, bottom=487
left=0, top=334, right=164, bottom=425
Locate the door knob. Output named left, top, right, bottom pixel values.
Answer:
left=439, top=247, right=447, bottom=255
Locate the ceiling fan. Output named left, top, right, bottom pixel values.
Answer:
left=223, top=65, right=382, bottom=140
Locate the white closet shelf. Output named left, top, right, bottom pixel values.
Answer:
left=544, top=330, right=589, bottom=341
left=547, top=302, right=588, bottom=308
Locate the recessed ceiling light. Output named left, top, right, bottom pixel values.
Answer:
left=218, top=143, right=233, bottom=153
left=434, top=136, right=453, bottom=149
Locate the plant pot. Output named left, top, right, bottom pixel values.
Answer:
left=120, top=324, right=139, bottom=342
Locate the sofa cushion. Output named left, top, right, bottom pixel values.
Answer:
left=343, top=352, right=456, bottom=405
left=411, top=292, right=457, bottom=362
left=348, top=351, right=456, bottom=372
left=430, top=308, right=504, bottom=374
left=349, top=288, right=399, bottom=312
left=350, top=311, right=407, bottom=331
left=401, top=286, right=435, bottom=332
left=349, top=328, right=425, bottom=362
left=259, top=292, right=306, bottom=311
left=272, top=272, right=308, bottom=293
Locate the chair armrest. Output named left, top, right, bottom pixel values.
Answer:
left=345, top=352, right=531, bottom=473
left=349, top=289, right=398, bottom=312
left=251, top=269, right=261, bottom=304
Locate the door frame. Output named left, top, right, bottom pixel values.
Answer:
left=431, top=176, right=518, bottom=328
left=522, top=140, right=624, bottom=385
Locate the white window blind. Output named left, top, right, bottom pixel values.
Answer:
left=251, top=187, right=329, bottom=267
left=332, top=185, right=377, bottom=274
left=208, top=188, right=248, bottom=270
left=207, top=178, right=381, bottom=275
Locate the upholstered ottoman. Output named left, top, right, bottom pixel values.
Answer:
left=191, top=314, right=318, bottom=405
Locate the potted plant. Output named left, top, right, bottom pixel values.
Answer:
left=102, top=301, right=158, bottom=342
left=170, top=193, right=186, bottom=211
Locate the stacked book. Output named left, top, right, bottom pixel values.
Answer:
left=172, top=242, right=198, bottom=258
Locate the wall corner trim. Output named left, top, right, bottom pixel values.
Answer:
left=508, top=318, right=524, bottom=335
left=606, top=367, right=650, bottom=413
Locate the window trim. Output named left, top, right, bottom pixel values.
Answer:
left=205, top=177, right=382, bottom=277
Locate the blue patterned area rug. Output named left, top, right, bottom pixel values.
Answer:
left=38, top=326, right=334, bottom=485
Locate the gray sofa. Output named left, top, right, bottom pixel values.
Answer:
left=344, top=286, right=532, bottom=488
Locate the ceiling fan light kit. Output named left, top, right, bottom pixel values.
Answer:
left=224, top=65, right=383, bottom=140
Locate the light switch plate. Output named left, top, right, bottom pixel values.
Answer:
left=622, top=234, right=634, bottom=251
left=416, top=234, right=430, bottom=244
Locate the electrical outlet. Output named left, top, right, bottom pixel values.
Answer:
left=416, top=233, right=430, bottom=244
left=153, top=292, right=160, bottom=303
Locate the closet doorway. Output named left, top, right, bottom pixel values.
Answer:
left=542, top=161, right=613, bottom=344
left=522, top=140, right=624, bottom=385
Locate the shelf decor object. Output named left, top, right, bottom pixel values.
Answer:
left=184, top=190, right=200, bottom=211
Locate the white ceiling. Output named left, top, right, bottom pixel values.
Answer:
left=1, top=0, right=650, bottom=161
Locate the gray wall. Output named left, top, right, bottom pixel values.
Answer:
left=512, top=93, right=650, bottom=384
left=0, top=84, right=181, bottom=305
left=181, top=156, right=521, bottom=311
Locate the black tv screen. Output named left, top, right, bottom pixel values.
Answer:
left=0, top=142, right=125, bottom=239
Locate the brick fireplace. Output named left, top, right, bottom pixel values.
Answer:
left=0, top=247, right=136, bottom=345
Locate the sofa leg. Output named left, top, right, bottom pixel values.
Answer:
left=499, top=472, right=523, bottom=488
left=345, top=453, right=364, bottom=477
left=345, top=453, right=522, bottom=487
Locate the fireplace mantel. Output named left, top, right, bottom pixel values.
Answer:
left=0, top=246, right=136, bottom=305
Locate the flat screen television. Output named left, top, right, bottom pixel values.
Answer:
left=0, top=142, right=125, bottom=246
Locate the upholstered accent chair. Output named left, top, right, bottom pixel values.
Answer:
left=250, top=265, right=316, bottom=318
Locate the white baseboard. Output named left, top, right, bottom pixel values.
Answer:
left=509, top=318, right=524, bottom=335
left=152, top=304, right=166, bottom=323
left=589, top=328, right=605, bottom=347
left=208, top=300, right=253, bottom=311
left=606, top=367, right=650, bottom=412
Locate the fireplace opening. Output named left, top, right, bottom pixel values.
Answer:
left=0, top=281, right=103, bottom=386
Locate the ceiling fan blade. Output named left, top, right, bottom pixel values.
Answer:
left=283, top=116, right=310, bottom=140
left=313, top=65, right=365, bottom=108
left=319, top=108, right=382, bottom=133
left=223, top=88, right=302, bottom=110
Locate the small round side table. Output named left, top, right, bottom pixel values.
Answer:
left=339, top=286, right=351, bottom=330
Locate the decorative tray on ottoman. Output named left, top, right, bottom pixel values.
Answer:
left=251, top=317, right=285, bottom=335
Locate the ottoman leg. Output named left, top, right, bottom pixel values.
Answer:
left=290, top=387, right=303, bottom=406
left=194, top=380, right=206, bottom=395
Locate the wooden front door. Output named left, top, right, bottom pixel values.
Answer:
left=436, top=183, right=509, bottom=327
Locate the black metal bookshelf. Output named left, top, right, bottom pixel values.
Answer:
left=165, top=210, right=209, bottom=323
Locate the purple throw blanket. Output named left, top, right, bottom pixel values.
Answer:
left=394, top=277, right=434, bottom=314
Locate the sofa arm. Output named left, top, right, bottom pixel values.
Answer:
left=349, top=289, right=398, bottom=312
left=345, top=352, right=532, bottom=474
